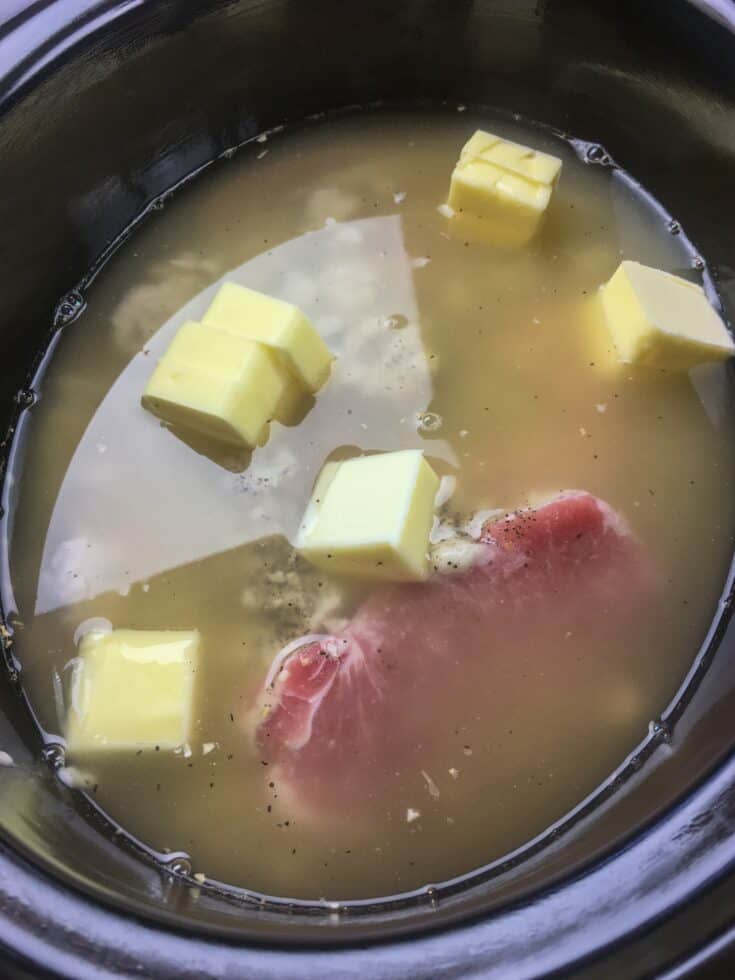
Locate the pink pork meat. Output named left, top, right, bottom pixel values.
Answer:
left=252, top=491, right=653, bottom=820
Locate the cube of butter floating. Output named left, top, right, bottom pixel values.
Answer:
left=447, top=130, right=562, bottom=245
left=65, top=629, right=199, bottom=754
left=143, top=320, right=288, bottom=449
left=297, top=450, right=440, bottom=581
left=203, top=282, right=333, bottom=393
left=601, top=260, right=734, bottom=370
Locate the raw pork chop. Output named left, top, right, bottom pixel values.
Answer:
left=252, top=492, right=652, bottom=820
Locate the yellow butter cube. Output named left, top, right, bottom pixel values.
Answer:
left=142, top=320, right=288, bottom=449
left=203, top=282, right=333, bottom=393
left=600, top=261, right=734, bottom=370
left=65, top=629, right=199, bottom=754
left=296, top=450, right=440, bottom=582
left=447, top=130, right=562, bottom=245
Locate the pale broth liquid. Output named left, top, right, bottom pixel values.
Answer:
left=5, top=109, right=735, bottom=900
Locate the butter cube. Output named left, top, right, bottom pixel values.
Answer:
left=66, top=629, right=199, bottom=754
left=143, top=320, right=288, bottom=449
left=447, top=130, right=562, bottom=245
left=297, top=450, right=440, bottom=581
left=203, top=282, right=333, bottom=393
left=600, top=261, right=734, bottom=370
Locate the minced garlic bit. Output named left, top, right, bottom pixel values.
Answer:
left=406, top=807, right=421, bottom=823
left=421, top=769, right=441, bottom=799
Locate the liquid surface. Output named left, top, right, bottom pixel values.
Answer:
left=5, top=109, right=735, bottom=900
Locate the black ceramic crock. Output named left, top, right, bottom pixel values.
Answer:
left=2, top=1, right=735, bottom=976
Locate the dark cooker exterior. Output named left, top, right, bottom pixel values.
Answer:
left=2, top=1, right=735, bottom=976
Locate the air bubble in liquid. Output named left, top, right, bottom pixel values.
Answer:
left=166, top=854, right=193, bottom=877
left=416, top=412, right=443, bottom=434
left=648, top=718, right=672, bottom=743
left=668, top=220, right=681, bottom=236
left=53, top=291, right=86, bottom=329
left=42, top=743, right=66, bottom=770
left=693, top=256, right=705, bottom=271
left=14, top=389, right=35, bottom=408
left=425, top=885, right=439, bottom=907
left=383, top=314, right=409, bottom=330
left=584, top=144, right=613, bottom=167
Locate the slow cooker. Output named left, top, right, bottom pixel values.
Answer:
left=2, top=1, right=735, bottom=976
